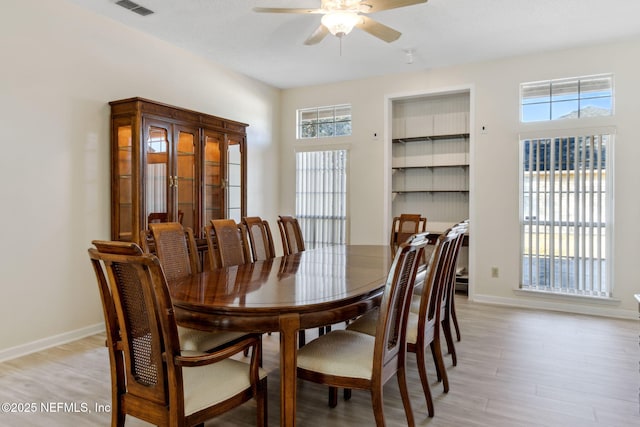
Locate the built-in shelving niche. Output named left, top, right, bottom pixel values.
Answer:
left=391, top=91, right=470, bottom=292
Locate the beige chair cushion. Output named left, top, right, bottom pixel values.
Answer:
left=347, top=308, right=420, bottom=345
left=182, top=357, right=267, bottom=415
left=297, top=330, right=375, bottom=380
left=345, top=309, right=378, bottom=336
left=178, top=326, right=247, bottom=352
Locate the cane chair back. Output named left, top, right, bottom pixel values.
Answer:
left=208, top=219, right=251, bottom=268
left=148, top=222, right=200, bottom=282
left=390, top=214, right=427, bottom=249
left=243, top=217, right=276, bottom=262
left=297, top=235, right=428, bottom=426
left=88, top=240, right=267, bottom=427
left=277, top=215, right=305, bottom=255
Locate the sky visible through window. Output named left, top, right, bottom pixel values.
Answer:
left=521, top=75, right=612, bottom=122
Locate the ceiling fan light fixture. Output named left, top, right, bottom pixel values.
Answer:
left=321, top=11, right=360, bottom=37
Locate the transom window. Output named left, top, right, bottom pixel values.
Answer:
left=297, top=105, right=352, bottom=139
left=521, top=74, right=613, bottom=123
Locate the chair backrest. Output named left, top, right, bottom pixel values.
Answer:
left=390, top=214, right=427, bottom=249
left=209, top=219, right=251, bottom=268
left=242, top=216, right=276, bottom=262
left=88, top=240, right=181, bottom=409
left=413, top=228, right=460, bottom=345
left=277, top=215, right=305, bottom=255
left=439, top=220, right=469, bottom=317
left=148, top=222, right=200, bottom=281
left=373, top=234, right=428, bottom=374
left=148, top=212, right=168, bottom=224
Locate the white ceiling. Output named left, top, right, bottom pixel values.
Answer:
left=68, top=0, right=640, bottom=89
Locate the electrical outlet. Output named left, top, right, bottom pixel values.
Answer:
left=491, top=267, right=499, bottom=278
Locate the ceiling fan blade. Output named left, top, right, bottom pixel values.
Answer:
left=253, top=7, right=324, bottom=14
left=360, top=0, right=428, bottom=13
left=355, top=16, right=401, bottom=43
left=304, top=25, right=330, bottom=45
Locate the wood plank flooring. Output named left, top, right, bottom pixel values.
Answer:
left=0, top=297, right=638, bottom=426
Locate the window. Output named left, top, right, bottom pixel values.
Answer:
left=520, top=130, right=612, bottom=297
left=297, top=105, right=352, bottom=139
left=521, top=74, right=613, bottom=122
left=295, top=150, right=348, bottom=248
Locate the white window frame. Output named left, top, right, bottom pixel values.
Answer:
left=520, top=74, right=613, bottom=123
left=297, top=104, right=352, bottom=139
left=519, top=127, right=614, bottom=297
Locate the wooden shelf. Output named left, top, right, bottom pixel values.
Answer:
left=392, top=133, right=469, bottom=144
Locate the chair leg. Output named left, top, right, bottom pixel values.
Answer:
left=430, top=340, right=449, bottom=393
left=370, top=387, right=386, bottom=427
left=397, top=366, right=416, bottom=427
left=415, top=347, right=435, bottom=417
left=328, top=386, right=338, bottom=408
left=256, top=377, right=268, bottom=427
left=451, top=297, right=461, bottom=341
left=298, top=330, right=306, bottom=347
left=344, top=388, right=352, bottom=401
left=442, top=317, right=457, bottom=366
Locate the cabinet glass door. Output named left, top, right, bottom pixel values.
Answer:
left=226, top=136, right=243, bottom=222
left=114, top=121, right=133, bottom=240
left=145, top=125, right=169, bottom=227
left=175, top=128, right=197, bottom=231
left=203, top=131, right=223, bottom=225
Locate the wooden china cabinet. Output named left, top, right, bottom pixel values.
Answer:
left=109, top=97, right=247, bottom=244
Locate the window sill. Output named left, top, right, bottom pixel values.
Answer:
left=513, top=288, right=621, bottom=305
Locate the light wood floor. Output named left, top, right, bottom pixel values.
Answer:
left=1, top=297, right=638, bottom=426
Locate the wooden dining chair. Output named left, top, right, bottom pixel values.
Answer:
left=390, top=214, right=427, bottom=249
left=243, top=216, right=276, bottom=261
left=277, top=215, right=305, bottom=255
left=296, top=235, right=428, bottom=426
left=148, top=222, right=250, bottom=352
left=347, top=229, right=460, bottom=417
left=208, top=219, right=252, bottom=268
left=439, top=220, right=469, bottom=366
left=88, top=240, right=268, bottom=427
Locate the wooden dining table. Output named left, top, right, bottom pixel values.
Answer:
left=169, top=244, right=393, bottom=427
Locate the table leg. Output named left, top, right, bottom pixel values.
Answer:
left=279, top=313, right=300, bottom=427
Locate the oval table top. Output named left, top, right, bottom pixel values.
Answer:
left=170, top=244, right=393, bottom=317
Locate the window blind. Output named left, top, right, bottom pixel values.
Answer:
left=295, top=150, right=348, bottom=248
left=520, top=131, right=612, bottom=297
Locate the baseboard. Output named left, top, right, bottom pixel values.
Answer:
left=471, top=293, right=637, bottom=320
left=0, top=323, right=105, bottom=363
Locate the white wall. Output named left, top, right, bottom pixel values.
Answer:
left=281, top=37, right=640, bottom=319
left=0, top=0, right=280, bottom=358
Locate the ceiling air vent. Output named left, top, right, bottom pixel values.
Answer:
left=115, top=0, right=154, bottom=16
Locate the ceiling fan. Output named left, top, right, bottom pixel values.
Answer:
left=253, top=0, right=428, bottom=45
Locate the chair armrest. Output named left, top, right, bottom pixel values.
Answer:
left=174, top=333, right=260, bottom=367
